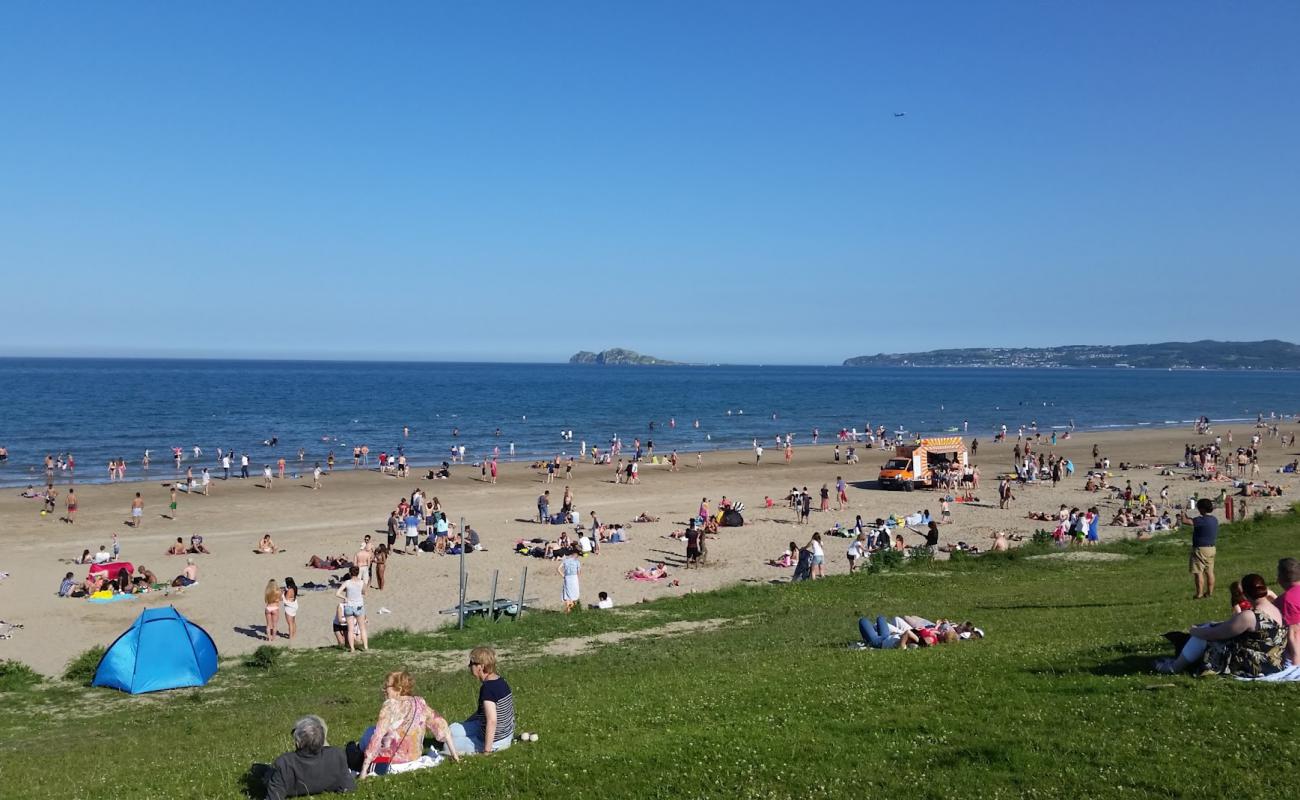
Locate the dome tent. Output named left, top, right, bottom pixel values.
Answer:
left=93, top=606, right=218, bottom=694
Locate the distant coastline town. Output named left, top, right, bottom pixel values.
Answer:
left=571, top=341, right=1300, bottom=371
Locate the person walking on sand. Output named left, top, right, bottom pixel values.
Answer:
left=836, top=476, right=849, bottom=511
left=755, top=443, right=763, bottom=465
left=130, top=492, right=144, bottom=527
left=168, top=485, right=178, bottom=519
left=263, top=579, right=282, bottom=641
left=263, top=464, right=273, bottom=489
left=558, top=551, right=581, bottom=612
left=277, top=456, right=286, bottom=480
left=240, top=452, right=250, bottom=479
left=312, top=462, right=323, bottom=490
left=65, top=488, right=78, bottom=524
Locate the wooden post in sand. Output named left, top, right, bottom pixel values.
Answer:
left=514, top=565, right=528, bottom=622
left=457, top=516, right=468, bottom=630
left=488, top=569, right=499, bottom=622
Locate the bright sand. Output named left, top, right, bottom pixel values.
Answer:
left=2, top=425, right=1297, bottom=675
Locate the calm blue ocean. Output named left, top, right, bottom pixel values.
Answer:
left=0, top=358, right=1297, bottom=487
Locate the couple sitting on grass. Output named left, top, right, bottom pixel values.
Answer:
left=1155, top=558, right=1300, bottom=678
left=856, top=615, right=985, bottom=650
left=258, top=647, right=515, bottom=799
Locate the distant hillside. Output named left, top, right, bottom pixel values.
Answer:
left=843, top=340, right=1300, bottom=369
left=569, top=348, right=681, bottom=366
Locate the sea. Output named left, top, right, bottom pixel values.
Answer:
left=1, top=358, right=1297, bottom=487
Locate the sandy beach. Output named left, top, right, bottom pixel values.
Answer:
left=2, top=424, right=1296, bottom=675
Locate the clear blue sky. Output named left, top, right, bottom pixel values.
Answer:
left=2, top=2, right=1297, bottom=363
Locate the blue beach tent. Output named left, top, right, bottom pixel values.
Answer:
left=93, top=606, right=218, bottom=694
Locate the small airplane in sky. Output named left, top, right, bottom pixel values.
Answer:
left=893, top=112, right=906, bottom=117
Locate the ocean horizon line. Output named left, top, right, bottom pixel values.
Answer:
left=3, top=355, right=1298, bottom=372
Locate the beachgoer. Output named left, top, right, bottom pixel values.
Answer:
left=446, top=647, right=515, bottom=755
left=371, top=544, right=388, bottom=590
left=282, top=578, right=298, bottom=640
left=1156, top=573, right=1286, bottom=677
left=130, top=492, right=144, bottom=527
left=1181, top=498, right=1219, bottom=599
left=334, top=566, right=368, bottom=652
left=359, top=671, right=459, bottom=777
left=264, top=579, right=282, bottom=641
left=558, top=552, right=581, bottom=612
left=1278, top=557, right=1300, bottom=666
left=806, top=532, right=825, bottom=579
left=847, top=533, right=868, bottom=573
left=354, top=536, right=374, bottom=585
left=259, top=715, right=355, bottom=800
left=172, top=558, right=198, bottom=587
left=857, top=616, right=920, bottom=649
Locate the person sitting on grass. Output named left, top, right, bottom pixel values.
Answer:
left=257, top=714, right=354, bottom=800
left=446, top=646, right=515, bottom=756
left=358, top=671, right=459, bottom=777
left=590, top=591, right=614, bottom=609
left=1155, top=573, right=1286, bottom=677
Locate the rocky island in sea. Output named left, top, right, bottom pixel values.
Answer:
left=569, top=348, right=681, bottom=366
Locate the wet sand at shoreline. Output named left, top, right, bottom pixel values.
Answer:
left=2, top=424, right=1297, bottom=675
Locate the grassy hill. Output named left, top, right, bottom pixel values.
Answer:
left=4, top=507, right=1299, bottom=799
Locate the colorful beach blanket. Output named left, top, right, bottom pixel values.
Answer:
left=88, top=593, right=137, bottom=604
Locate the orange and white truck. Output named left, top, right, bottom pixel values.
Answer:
left=877, top=436, right=968, bottom=491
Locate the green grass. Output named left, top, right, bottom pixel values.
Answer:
left=0, top=660, right=42, bottom=692
left=4, top=507, right=1300, bottom=799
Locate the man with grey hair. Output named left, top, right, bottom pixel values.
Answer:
left=261, top=715, right=355, bottom=799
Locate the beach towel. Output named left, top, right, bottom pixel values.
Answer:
left=387, top=750, right=445, bottom=774
left=89, top=561, right=135, bottom=576
left=88, top=593, right=137, bottom=604
left=627, top=571, right=666, bottom=582
left=1234, top=664, right=1300, bottom=682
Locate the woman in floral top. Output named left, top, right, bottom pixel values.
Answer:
left=360, top=671, right=459, bottom=777
left=1156, top=573, right=1287, bottom=678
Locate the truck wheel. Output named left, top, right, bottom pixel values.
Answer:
left=904, top=481, right=914, bottom=492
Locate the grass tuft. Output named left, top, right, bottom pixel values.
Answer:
left=0, top=659, right=42, bottom=692
left=62, top=645, right=105, bottom=686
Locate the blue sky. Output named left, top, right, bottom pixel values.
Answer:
left=2, top=2, right=1297, bottom=363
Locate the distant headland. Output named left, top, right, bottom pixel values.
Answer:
left=569, top=348, right=682, bottom=366
left=842, top=340, right=1300, bottom=369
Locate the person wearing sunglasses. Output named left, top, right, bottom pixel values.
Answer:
left=446, top=647, right=515, bottom=755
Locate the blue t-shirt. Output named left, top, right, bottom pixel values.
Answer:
left=1192, top=514, right=1219, bottom=548
left=471, top=677, right=515, bottom=744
